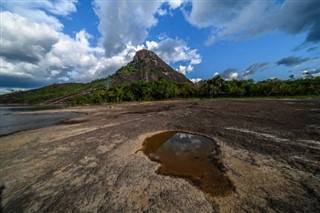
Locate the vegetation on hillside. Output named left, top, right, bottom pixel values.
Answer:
left=1, top=76, right=319, bottom=105
left=114, top=64, right=136, bottom=76
left=69, top=76, right=320, bottom=105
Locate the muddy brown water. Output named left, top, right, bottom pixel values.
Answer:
left=142, top=131, right=234, bottom=197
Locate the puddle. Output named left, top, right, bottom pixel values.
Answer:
left=142, top=131, right=234, bottom=197
left=0, top=106, right=84, bottom=136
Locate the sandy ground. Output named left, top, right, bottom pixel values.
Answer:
left=0, top=99, right=319, bottom=212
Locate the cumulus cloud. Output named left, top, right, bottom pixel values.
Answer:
left=1, top=0, right=203, bottom=93
left=184, top=0, right=320, bottom=44
left=167, top=0, right=184, bottom=9
left=185, top=1, right=243, bottom=29
left=93, top=0, right=163, bottom=57
left=0, top=9, right=200, bottom=91
left=92, top=0, right=190, bottom=57
left=0, top=12, right=59, bottom=64
left=42, top=30, right=139, bottom=82
left=0, top=0, right=77, bottom=30
left=1, top=0, right=77, bottom=16
left=276, top=56, right=317, bottom=66
left=176, top=65, right=193, bottom=75
left=0, top=11, right=144, bottom=89
left=144, top=38, right=201, bottom=75
left=146, top=38, right=201, bottom=66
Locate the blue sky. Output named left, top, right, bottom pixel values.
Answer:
left=0, top=0, right=319, bottom=94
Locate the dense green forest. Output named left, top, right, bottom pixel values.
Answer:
left=1, top=76, right=319, bottom=105
left=69, top=76, right=320, bottom=105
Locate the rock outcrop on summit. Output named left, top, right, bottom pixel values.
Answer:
left=110, top=49, right=191, bottom=86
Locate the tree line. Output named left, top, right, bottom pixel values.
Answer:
left=70, top=76, right=320, bottom=105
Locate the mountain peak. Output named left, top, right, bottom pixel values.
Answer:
left=110, top=49, right=191, bottom=86
left=133, top=49, right=158, bottom=62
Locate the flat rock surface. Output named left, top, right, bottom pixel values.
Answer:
left=1, top=99, right=319, bottom=212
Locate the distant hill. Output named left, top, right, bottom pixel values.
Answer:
left=0, top=49, right=190, bottom=104
left=0, top=83, right=93, bottom=104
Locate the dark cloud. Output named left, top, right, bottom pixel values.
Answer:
left=219, top=68, right=239, bottom=80
left=242, top=62, right=269, bottom=77
left=186, top=0, right=320, bottom=44
left=218, top=62, right=269, bottom=80
left=306, top=68, right=320, bottom=75
left=1, top=38, right=56, bottom=64
left=279, top=1, right=320, bottom=43
left=276, top=56, right=315, bottom=66
left=306, top=19, right=320, bottom=43
left=1, top=52, right=42, bottom=64
left=307, top=46, right=319, bottom=52
left=0, top=74, right=46, bottom=89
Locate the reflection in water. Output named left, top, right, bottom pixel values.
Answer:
left=143, top=131, right=234, bottom=197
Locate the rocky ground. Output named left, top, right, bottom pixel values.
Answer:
left=1, top=99, right=319, bottom=212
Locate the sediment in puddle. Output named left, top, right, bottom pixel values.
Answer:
left=142, top=131, right=234, bottom=197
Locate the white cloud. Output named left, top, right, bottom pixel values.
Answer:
left=176, top=65, right=193, bottom=75
left=230, top=72, right=239, bottom=79
left=157, top=8, right=167, bottom=16
left=0, top=12, right=59, bottom=64
left=93, top=0, right=163, bottom=56
left=168, top=0, right=184, bottom=9
left=145, top=38, right=201, bottom=75
left=190, top=78, right=202, bottom=83
left=146, top=41, right=159, bottom=49
left=1, top=0, right=77, bottom=30
left=38, top=32, right=146, bottom=82
left=93, top=0, right=195, bottom=57
left=1, top=0, right=77, bottom=16
left=50, top=70, right=60, bottom=76
left=0, top=11, right=145, bottom=87
left=146, top=38, right=201, bottom=66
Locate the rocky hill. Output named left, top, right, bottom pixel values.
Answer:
left=110, top=49, right=190, bottom=86
left=0, top=50, right=191, bottom=104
